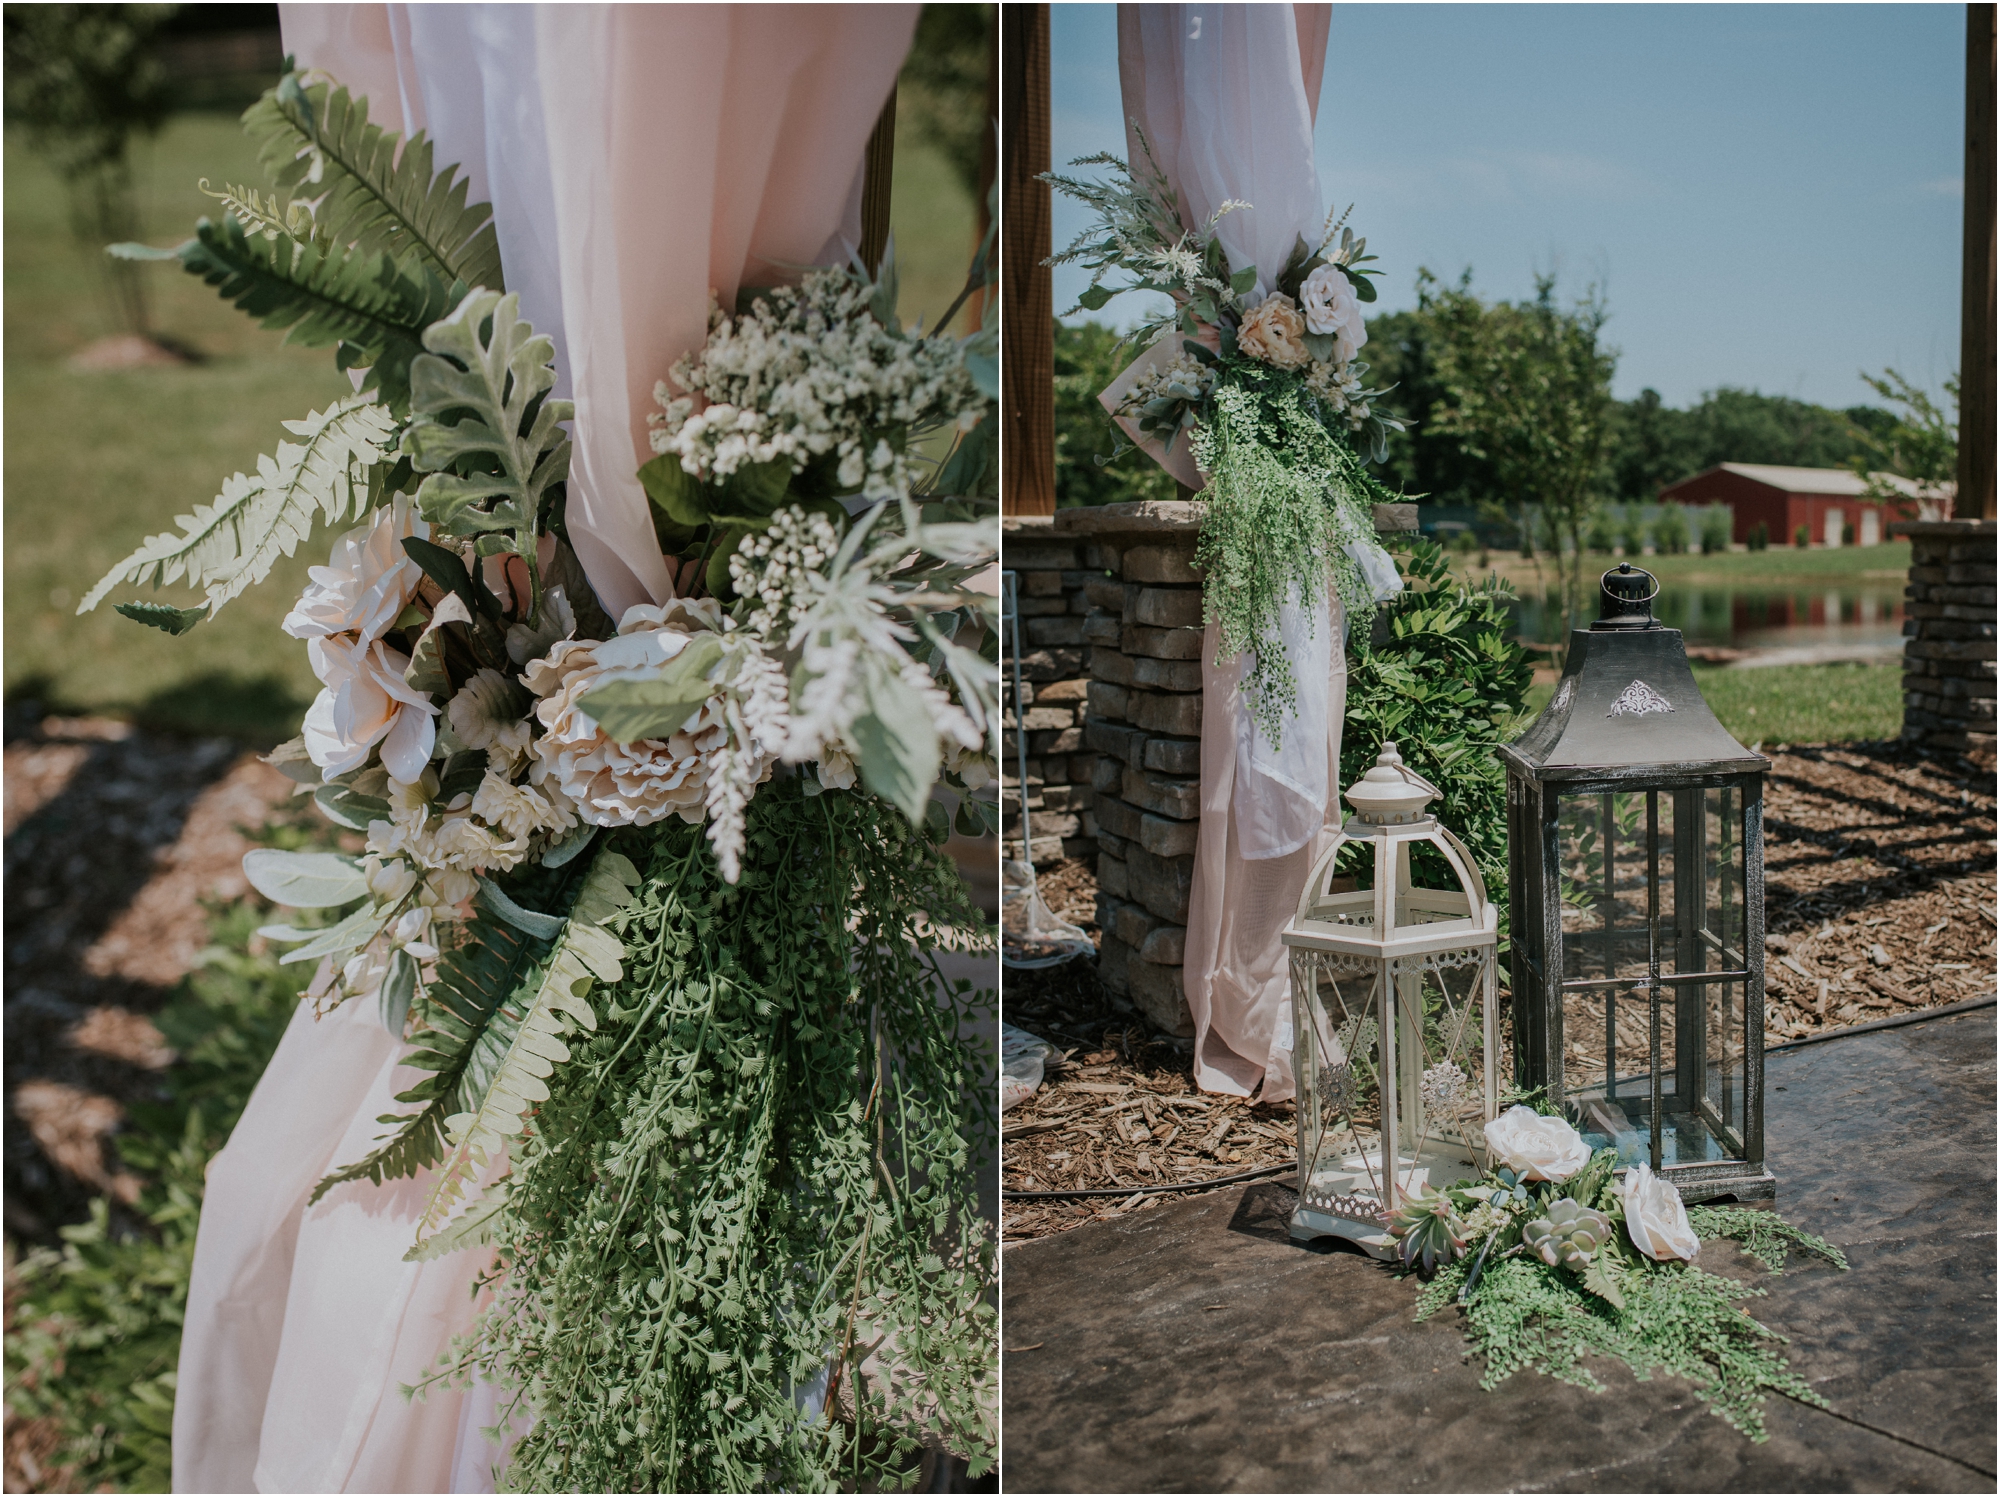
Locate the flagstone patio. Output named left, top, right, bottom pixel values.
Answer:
left=999, top=1003, right=1995, bottom=1493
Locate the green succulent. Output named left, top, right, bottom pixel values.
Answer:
left=1523, top=1197, right=1613, bottom=1269
left=1386, top=1182, right=1469, bottom=1273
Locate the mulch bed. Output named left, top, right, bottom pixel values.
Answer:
left=1002, top=740, right=1995, bottom=1244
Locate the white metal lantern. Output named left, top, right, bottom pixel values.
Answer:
left=1283, top=742, right=1500, bottom=1253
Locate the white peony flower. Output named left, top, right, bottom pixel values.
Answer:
left=283, top=496, right=429, bottom=646
left=1299, top=263, right=1368, bottom=364
left=944, top=741, right=996, bottom=792
left=817, top=740, right=859, bottom=791
left=447, top=669, right=534, bottom=772
left=302, top=636, right=440, bottom=781
left=522, top=612, right=749, bottom=829
left=1484, top=1104, right=1592, bottom=1182
left=471, top=769, right=574, bottom=843
left=1620, top=1162, right=1700, bottom=1262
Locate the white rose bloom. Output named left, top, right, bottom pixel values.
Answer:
left=1484, top=1104, right=1592, bottom=1181
left=283, top=496, right=429, bottom=645
left=302, top=636, right=439, bottom=781
left=1621, top=1162, right=1700, bottom=1262
left=1298, top=263, right=1369, bottom=365
left=522, top=613, right=753, bottom=828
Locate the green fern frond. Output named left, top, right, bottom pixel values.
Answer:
left=77, top=397, right=398, bottom=617
left=419, top=848, right=641, bottom=1241
left=197, top=176, right=328, bottom=250
left=307, top=909, right=547, bottom=1204
left=403, top=288, right=573, bottom=548
left=246, top=71, right=504, bottom=292
left=171, top=213, right=460, bottom=413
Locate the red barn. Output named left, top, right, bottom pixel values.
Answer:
left=1657, top=463, right=1928, bottom=547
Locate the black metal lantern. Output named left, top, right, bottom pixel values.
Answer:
left=1500, top=564, right=1773, bottom=1203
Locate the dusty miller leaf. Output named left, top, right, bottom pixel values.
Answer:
left=402, top=289, right=572, bottom=548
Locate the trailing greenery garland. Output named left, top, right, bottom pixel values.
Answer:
left=1189, top=364, right=1397, bottom=747
left=422, top=779, right=996, bottom=1491
left=1412, top=1204, right=1845, bottom=1440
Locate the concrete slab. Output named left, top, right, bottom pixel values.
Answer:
left=999, top=1007, right=1995, bottom=1493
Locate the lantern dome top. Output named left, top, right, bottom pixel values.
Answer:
left=1499, top=581, right=1768, bottom=783
left=1344, top=741, right=1439, bottom=825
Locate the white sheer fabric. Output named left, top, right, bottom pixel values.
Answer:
left=1115, top=4, right=1345, bottom=1101
left=175, top=8, right=915, bottom=1491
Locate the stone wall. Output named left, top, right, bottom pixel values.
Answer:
left=1892, top=519, right=1996, bottom=761
left=1082, top=542, right=1206, bottom=1038
left=1000, top=517, right=1099, bottom=868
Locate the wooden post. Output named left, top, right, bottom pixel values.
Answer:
left=1960, top=4, right=1996, bottom=520
left=860, top=87, right=897, bottom=278
left=968, top=8, right=999, bottom=333
left=1002, top=3, right=1054, bottom=516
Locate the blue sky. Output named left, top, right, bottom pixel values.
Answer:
left=1049, top=3, right=1966, bottom=410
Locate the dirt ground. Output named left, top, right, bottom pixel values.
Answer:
left=1002, top=739, right=1996, bottom=1244
left=2, top=706, right=299, bottom=1245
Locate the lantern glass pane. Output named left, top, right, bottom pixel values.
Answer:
left=1546, top=786, right=1755, bottom=1171
left=1292, top=952, right=1387, bottom=1214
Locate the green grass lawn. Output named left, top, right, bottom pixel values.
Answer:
left=1458, top=541, right=1911, bottom=594
left=1521, top=660, right=1902, bottom=747
left=6, top=110, right=976, bottom=742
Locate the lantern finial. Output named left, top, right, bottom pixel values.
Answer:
left=1344, top=741, right=1440, bottom=825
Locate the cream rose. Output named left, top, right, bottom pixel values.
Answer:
left=522, top=605, right=757, bottom=828
left=303, top=636, right=440, bottom=781
left=1299, top=263, right=1369, bottom=364
left=283, top=496, right=429, bottom=646
left=1236, top=292, right=1311, bottom=370
left=1620, top=1162, right=1700, bottom=1262
left=1484, top=1104, right=1591, bottom=1181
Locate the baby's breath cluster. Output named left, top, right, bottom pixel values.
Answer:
left=650, top=269, right=984, bottom=502
left=729, top=504, right=841, bottom=639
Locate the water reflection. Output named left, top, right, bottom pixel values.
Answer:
left=1511, top=582, right=1906, bottom=649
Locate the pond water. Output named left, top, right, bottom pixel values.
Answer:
left=1509, top=580, right=1907, bottom=653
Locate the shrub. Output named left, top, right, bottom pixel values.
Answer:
left=1585, top=508, right=1618, bottom=554
left=1344, top=540, right=1535, bottom=917
left=1748, top=521, right=1769, bottom=551
left=1699, top=506, right=1733, bottom=554
left=5, top=905, right=306, bottom=1492
left=1794, top=522, right=1811, bottom=548
left=1618, top=506, right=1650, bottom=556
left=1842, top=522, right=1855, bottom=545
left=1652, top=503, right=1690, bottom=555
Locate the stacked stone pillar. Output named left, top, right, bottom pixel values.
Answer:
left=1892, top=519, right=1997, bottom=761
left=999, top=516, right=1099, bottom=867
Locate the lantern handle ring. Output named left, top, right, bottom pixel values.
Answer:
left=1598, top=562, right=1661, bottom=606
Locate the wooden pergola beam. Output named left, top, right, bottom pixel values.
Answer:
left=1959, top=4, right=1996, bottom=520
left=1002, top=3, right=1053, bottom=516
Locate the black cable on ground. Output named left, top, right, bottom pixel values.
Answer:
left=1765, top=992, right=1994, bottom=1053
left=1001, top=1160, right=1296, bottom=1202
left=1002, top=1000, right=1994, bottom=1204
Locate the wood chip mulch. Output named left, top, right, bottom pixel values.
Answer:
left=1003, top=741, right=1995, bottom=1244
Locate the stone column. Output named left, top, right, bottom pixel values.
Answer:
left=1000, top=515, right=1099, bottom=867
left=1046, top=500, right=1421, bottom=1038
left=1892, top=518, right=1997, bottom=761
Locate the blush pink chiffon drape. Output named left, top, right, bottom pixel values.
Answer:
left=173, top=9, right=915, bottom=1492
left=1115, top=3, right=1342, bottom=1103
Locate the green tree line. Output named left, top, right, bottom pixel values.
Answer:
left=1056, top=269, right=1944, bottom=516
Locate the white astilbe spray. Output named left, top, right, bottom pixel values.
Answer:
left=702, top=644, right=790, bottom=882
left=650, top=269, right=984, bottom=504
